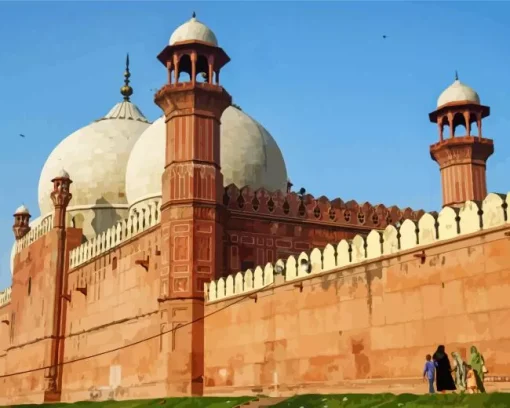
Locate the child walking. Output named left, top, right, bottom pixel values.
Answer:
left=423, top=354, right=436, bottom=394
left=466, top=364, right=479, bottom=394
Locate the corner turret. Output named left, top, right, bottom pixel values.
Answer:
left=12, top=205, right=31, bottom=240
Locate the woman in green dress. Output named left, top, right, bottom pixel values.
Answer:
left=469, top=346, right=487, bottom=393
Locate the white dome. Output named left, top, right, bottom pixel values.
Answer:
left=125, top=106, right=288, bottom=208
left=169, top=15, right=218, bottom=46
left=38, top=101, right=150, bottom=216
left=56, top=169, right=70, bottom=179
left=437, top=79, right=480, bottom=108
left=14, top=205, right=29, bottom=215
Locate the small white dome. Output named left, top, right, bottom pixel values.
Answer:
left=55, top=169, right=70, bottom=179
left=125, top=106, right=288, bottom=208
left=14, top=205, right=29, bottom=215
left=38, top=101, right=150, bottom=216
left=169, top=15, right=218, bottom=46
left=437, top=79, right=480, bottom=108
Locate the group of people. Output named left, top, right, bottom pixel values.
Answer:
left=423, top=345, right=488, bottom=394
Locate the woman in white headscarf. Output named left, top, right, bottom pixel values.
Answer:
left=451, top=351, right=467, bottom=392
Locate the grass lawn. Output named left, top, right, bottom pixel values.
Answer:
left=271, top=393, right=510, bottom=407
left=12, top=396, right=255, bottom=408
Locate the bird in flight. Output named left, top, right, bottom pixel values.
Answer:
left=19, top=134, right=25, bottom=138
left=382, top=35, right=387, bottom=39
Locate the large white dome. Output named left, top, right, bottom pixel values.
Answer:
left=125, top=106, right=288, bottom=208
left=437, top=79, right=480, bottom=108
left=38, top=101, right=150, bottom=216
left=169, top=14, right=218, bottom=46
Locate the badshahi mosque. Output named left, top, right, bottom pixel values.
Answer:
left=0, top=13, right=509, bottom=404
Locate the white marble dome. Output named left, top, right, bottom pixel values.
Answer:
left=14, top=205, right=29, bottom=215
left=38, top=101, right=150, bottom=216
left=169, top=14, right=218, bottom=46
left=125, top=106, right=288, bottom=208
left=437, top=79, right=480, bottom=108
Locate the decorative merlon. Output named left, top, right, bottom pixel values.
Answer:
left=69, top=199, right=162, bottom=269
left=206, top=192, right=510, bottom=303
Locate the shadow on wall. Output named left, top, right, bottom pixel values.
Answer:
left=91, top=198, right=123, bottom=237
left=71, top=213, right=87, bottom=244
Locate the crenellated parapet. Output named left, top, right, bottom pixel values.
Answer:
left=223, top=184, right=425, bottom=229
left=0, top=287, right=12, bottom=307
left=69, top=199, right=162, bottom=269
left=206, top=192, right=509, bottom=302
left=14, top=214, right=54, bottom=254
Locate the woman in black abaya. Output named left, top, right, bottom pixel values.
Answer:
left=433, top=345, right=457, bottom=393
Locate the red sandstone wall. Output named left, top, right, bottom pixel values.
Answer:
left=61, top=226, right=168, bottom=402
left=204, top=226, right=510, bottom=395
left=0, top=232, right=57, bottom=404
left=226, top=216, right=360, bottom=275
left=0, top=303, right=10, bottom=376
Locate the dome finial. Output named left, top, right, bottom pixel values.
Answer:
left=120, top=53, right=133, bottom=102
left=455, top=70, right=459, bottom=81
left=192, top=11, right=196, bottom=18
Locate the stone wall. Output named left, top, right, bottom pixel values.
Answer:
left=61, top=226, right=167, bottom=402
left=0, top=232, right=57, bottom=404
left=203, top=193, right=510, bottom=395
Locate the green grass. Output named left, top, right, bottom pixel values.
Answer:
left=271, top=393, right=510, bottom=408
left=12, top=396, right=255, bottom=408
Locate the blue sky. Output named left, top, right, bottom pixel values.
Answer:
left=1, top=1, right=510, bottom=289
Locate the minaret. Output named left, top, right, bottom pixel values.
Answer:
left=429, top=73, right=493, bottom=207
left=44, top=169, right=72, bottom=402
left=154, top=13, right=231, bottom=395
left=12, top=205, right=31, bottom=240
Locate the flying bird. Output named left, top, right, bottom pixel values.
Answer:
left=382, top=35, right=387, bottom=39
left=19, top=134, right=25, bottom=138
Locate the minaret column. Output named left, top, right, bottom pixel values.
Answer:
left=44, top=170, right=72, bottom=402
left=154, top=14, right=231, bottom=396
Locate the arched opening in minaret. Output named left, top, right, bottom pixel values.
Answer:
left=440, top=116, right=451, bottom=139
left=469, top=113, right=480, bottom=137
left=452, top=112, right=466, bottom=137
left=195, top=55, right=209, bottom=83
left=177, top=54, right=192, bottom=82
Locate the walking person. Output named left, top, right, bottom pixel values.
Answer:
left=451, top=352, right=467, bottom=392
left=469, top=346, right=487, bottom=393
left=423, top=354, right=436, bottom=394
left=433, top=345, right=456, bottom=393
left=466, top=364, right=479, bottom=394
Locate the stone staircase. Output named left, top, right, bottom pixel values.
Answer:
left=235, top=397, right=288, bottom=408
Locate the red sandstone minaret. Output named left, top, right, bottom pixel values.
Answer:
left=12, top=205, right=31, bottom=240
left=429, top=73, right=493, bottom=207
left=154, top=13, right=232, bottom=395
left=44, top=169, right=72, bottom=402
left=155, top=15, right=231, bottom=300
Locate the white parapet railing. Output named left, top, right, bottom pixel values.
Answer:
left=15, top=214, right=54, bottom=254
left=69, top=199, right=162, bottom=269
left=0, top=287, right=12, bottom=307
left=205, top=192, right=510, bottom=303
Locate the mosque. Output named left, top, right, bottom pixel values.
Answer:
left=0, top=13, right=509, bottom=404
